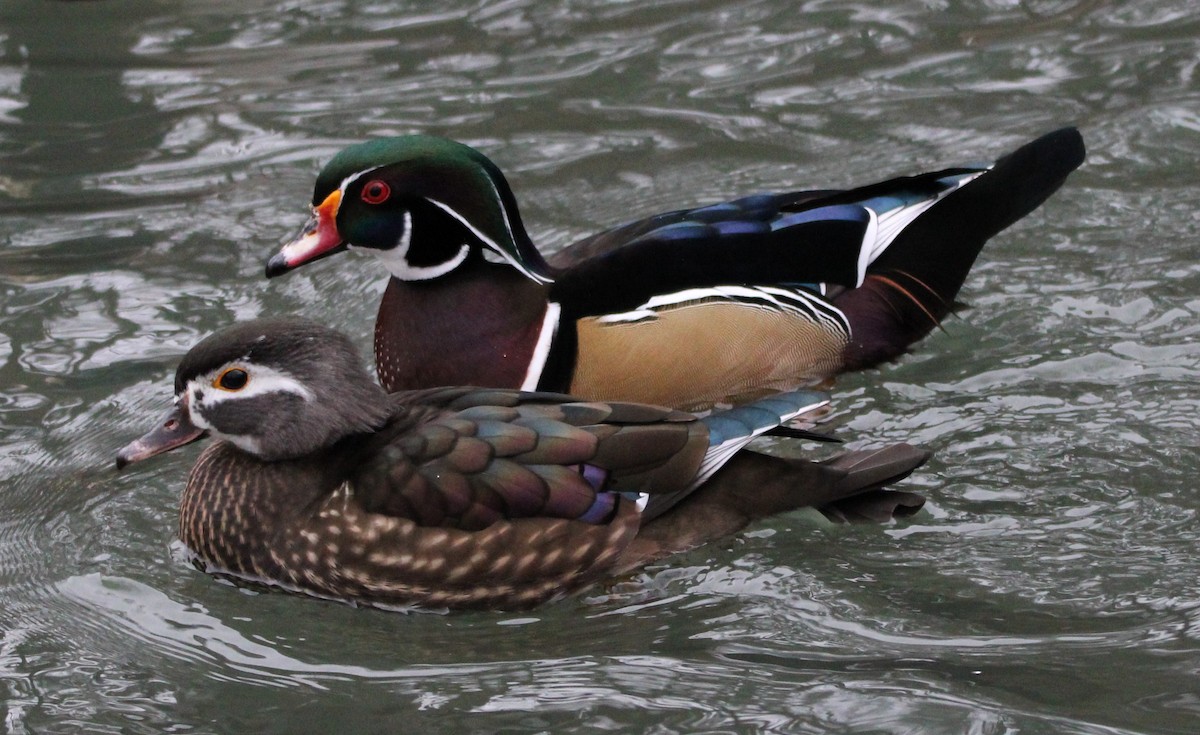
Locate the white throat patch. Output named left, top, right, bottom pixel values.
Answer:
left=358, top=209, right=470, bottom=281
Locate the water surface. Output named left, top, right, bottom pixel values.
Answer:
left=2, top=1, right=1198, bottom=732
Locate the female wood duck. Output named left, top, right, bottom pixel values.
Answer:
left=266, top=128, right=1084, bottom=410
left=116, top=317, right=930, bottom=610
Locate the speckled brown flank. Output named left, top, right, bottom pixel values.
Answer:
left=178, top=440, right=644, bottom=609
left=154, top=324, right=931, bottom=612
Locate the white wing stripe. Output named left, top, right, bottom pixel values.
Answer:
left=863, top=170, right=987, bottom=266
left=596, top=285, right=850, bottom=337
left=693, top=397, right=830, bottom=488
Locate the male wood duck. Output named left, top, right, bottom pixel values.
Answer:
left=116, top=317, right=930, bottom=610
left=266, top=128, right=1085, bottom=410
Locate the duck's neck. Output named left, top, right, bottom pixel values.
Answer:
left=374, top=260, right=555, bottom=393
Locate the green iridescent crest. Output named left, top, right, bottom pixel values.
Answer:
left=314, top=135, right=552, bottom=281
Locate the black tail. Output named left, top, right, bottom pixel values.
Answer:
left=836, top=127, right=1086, bottom=369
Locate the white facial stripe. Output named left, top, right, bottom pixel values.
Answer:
left=186, top=363, right=313, bottom=411
left=185, top=400, right=261, bottom=455
left=424, top=197, right=553, bottom=284
left=358, top=209, right=470, bottom=281
left=479, top=176, right=528, bottom=275
left=184, top=381, right=226, bottom=445
left=375, top=244, right=469, bottom=280
left=337, top=166, right=383, bottom=208
left=183, top=363, right=312, bottom=451
left=218, top=364, right=313, bottom=401
left=338, top=165, right=551, bottom=283
left=185, top=384, right=213, bottom=432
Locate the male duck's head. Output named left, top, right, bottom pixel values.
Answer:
left=266, top=136, right=553, bottom=284
left=116, top=318, right=392, bottom=468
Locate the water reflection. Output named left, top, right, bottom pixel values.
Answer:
left=2, top=2, right=168, bottom=183
left=0, top=0, right=1199, bottom=732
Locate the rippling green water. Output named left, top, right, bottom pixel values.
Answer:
left=2, top=1, right=1198, bottom=732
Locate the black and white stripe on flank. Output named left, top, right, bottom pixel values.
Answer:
left=596, top=284, right=851, bottom=338
left=864, top=169, right=988, bottom=269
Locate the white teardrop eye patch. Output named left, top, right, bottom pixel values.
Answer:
left=213, top=366, right=249, bottom=392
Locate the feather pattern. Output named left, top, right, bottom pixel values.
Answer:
left=271, top=129, right=1083, bottom=404
left=121, top=319, right=936, bottom=610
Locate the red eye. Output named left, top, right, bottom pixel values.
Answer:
left=361, top=180, right=390, bottom=204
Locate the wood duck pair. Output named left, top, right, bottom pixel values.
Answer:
left=117, top=318, right=931, bottom=610
left=118, top=129, right=1085, bottom=610
left=267, top=127, right=1085, bottom=410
